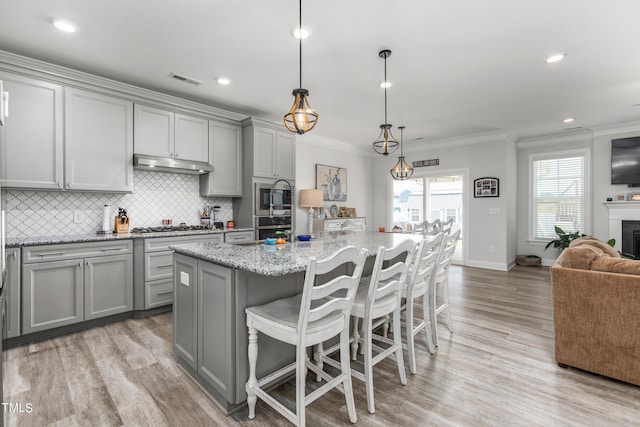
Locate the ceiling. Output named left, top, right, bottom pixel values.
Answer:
left=1, top=0, right=640, bottom=149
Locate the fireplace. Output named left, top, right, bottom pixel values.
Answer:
left=622, top=220, right=640, bottom=258
left=604, top=202, right=640, bottom=253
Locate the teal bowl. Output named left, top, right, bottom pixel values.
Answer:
left=264, top=238, right=277, bottom=245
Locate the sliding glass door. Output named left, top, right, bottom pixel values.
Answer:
left=392, top=173, right=464, bottom=264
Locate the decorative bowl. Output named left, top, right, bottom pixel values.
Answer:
left=264, top=238, right=277, bottom=245
left=297, top=235, right=311, bottom=241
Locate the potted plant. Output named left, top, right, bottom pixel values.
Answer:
left=544, top=226, right=586, bottom=250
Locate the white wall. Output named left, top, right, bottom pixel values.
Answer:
left=294, top=133, right=374, bottom=235
left=370, top=131, right=517, bottom=271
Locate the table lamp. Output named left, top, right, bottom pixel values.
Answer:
left=299, top=189, right=323, bottom=237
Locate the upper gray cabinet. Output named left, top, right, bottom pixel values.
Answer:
left=0, top=72, right=64, bottom=189
left=65, top=88, right=134, bottom=192
left=0, top=71, right=133, bottom=192
left=243, top=119, right=295, bottom=180
left=200, top=120, right=242, bottom=197
left=134, top=104, right=208, bottom=162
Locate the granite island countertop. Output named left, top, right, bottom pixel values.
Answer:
left=171, top=231, right=423, bottom=276
left=5, top=227, right=253, bottom=248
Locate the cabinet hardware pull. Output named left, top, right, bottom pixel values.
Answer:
left=100, top=248, right=124, bottom=252
left=67, top=182, right=70, bottom=188
left=157, top=291, right=173, bottom=296
left=157, top=264, right=173, bottom=268
left=37, top=252, right=65, bottom=257
left=57, top=182, right=61, bottom=188
left=11, top=252, right=16, bottom=259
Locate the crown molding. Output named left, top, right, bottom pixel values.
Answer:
left=516, top=128, right=594, bottom=149
left=296, top=132, right=375, bottom=156
left=0, top=50, right=247, bottom=122
left=403, top=129, right=512, bottom=155
left=591, top=120, right=640, bottom=137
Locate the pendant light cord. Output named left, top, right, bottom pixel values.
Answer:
left=299, top=0, right=303, bottom=89
left=384, top=54, right=388, bottom=124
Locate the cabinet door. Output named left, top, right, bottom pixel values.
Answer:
left=175, top=113, right=208, bottom=161
left=84, top=254, right=133, bottom=320
left=64, top=88, right=133, bottom=192
left=0, top=73, right=63, bottom=189
left=253, top=127, right=277, bottom=178
left=22, top=259, right=83, bottom=334
left=275, top=131, right=295, bottom=180
left=200, top=121, right=242, bottom=197
left=173, top=253, right=198, bottom=370
left=198, top=261, right=234, bottom=401
left=5, top=248, right=21, bottom=338
left=134, top=104, right=174, bottom=157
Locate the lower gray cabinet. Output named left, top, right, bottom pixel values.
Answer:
left=197, top=261, right=233, bottom=400
left=173, top=254, right=197, bottom=370
left=23, top=259, right=84, bottom=334
left=22, top=240, right=133, bottom=334
left=84, top=254, right=133, bottom=320
left=173, top=253, right=234, bottom=402
left=5, top=248, right=21, bottom=338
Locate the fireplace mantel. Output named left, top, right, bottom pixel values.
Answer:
left=603, top=202, right=640, bottom=250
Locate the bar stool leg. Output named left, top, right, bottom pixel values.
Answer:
left=350, top=316, right=360, bottom=360
left=246, top=325, right=258, bottom=419
left=393, top=308, right=407, bottom=385
left=422, top=294, right=435, bottom=354
left=313, top=343, right=324, bottom=382
left=340, top=327, right=357, bottom=423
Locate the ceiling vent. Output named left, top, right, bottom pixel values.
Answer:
left=169, top=72, right=203, bottom=86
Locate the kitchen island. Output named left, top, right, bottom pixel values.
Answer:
left=170, top=231, right=421, bottom=413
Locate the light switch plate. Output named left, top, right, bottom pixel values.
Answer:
left=180, top=271, right=189, bottom=286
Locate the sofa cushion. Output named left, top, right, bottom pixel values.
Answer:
left=591, top=256, right=640, bottom=275
left=569, top=237, right=620, bottom=258
left=556, top=245, right=604, bottom=270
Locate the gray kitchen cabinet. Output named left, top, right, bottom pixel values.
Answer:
left=84, top=253, right=133, bottom=320
left=173, top=253, right=198, bottom=370
left=0, top=72, right=64, bottom=189
left=22, top=240, right=133, bottom=334
left=5, top=248, right=21, bottom=338
left=173, top=253, right=234, bottom=402
left=243, top=118, right=295, bottom=180
left=134, top=103, right=208, bottom=162
left=134, top=233, right=225, bottom=310
left=197, top=261, right=234, bottom=401
left=64, top=87, right=134, bottom=192
left=200, top=120, right=243, bottom=197
left=224, top=230, right=254, bottom=244
left=22, top=258, right=84, bottom=334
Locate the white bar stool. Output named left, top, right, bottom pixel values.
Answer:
left=245, top=245, right=367, bottom=427
left=431, top=229, right=461, bottom=346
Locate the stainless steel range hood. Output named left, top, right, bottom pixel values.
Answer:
left=133, top=154, right=214, bottom=175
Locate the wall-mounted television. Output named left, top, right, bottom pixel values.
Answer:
left=611, top=137, right=640, bottom=186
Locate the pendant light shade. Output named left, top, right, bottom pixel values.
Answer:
left=372, top=50, right=399, bottom=156
left=284, top=0, right=318, bottom=134
left=390, top=126, right=414, bottom=180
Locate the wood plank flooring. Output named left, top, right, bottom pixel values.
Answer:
left=6, top=265, right=640, bottom=426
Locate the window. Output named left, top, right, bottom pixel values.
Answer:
left=446, top=208, right=457, bottom=223
left=530, top=150, right=589, bottom=240
left=411, top=209, right=420, bottom=222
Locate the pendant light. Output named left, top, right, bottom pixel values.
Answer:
left=390, top=126, right=414, bottom=180
left=284, top=0, right=318, bottom=134
left=372, top=49, right=399, bottom=156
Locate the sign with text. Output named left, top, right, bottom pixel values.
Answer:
left=412, top=159, right=439, bottom=167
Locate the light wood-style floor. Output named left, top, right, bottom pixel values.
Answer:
left=6, top=265, right=640, bottom=426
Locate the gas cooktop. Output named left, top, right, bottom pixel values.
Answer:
left=131, top=225, right=211, bottom=233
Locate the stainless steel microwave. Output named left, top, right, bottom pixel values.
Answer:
left=255, top=183, right=292, bottom=216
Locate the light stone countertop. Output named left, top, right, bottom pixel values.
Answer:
left=171, top=231, right=423, bottom=276
left=5, top=227, right=253, bottom=248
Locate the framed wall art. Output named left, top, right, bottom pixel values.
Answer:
left=474, top=177, right=499, bottom=198
left=316, top=164, right=347, bottom=201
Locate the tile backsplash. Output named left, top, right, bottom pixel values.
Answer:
left=4, top=170, right=234, bottom=238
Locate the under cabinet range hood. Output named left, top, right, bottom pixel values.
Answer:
left=133, top=154, right=214, bottom=174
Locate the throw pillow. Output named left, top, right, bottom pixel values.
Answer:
left=569, top=237, right=620, bottom=258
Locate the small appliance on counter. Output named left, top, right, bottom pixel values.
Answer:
left=213, top=221, right=224, bottom=230
left=114, top=207, right=130, bottom=234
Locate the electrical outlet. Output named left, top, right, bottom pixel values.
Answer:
left=489, top=245, right=496, bottom=253
left=180, top=271, right=189, bottom=286
left=73, top=210, right=84, bottom=224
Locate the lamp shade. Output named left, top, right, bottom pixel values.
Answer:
left=299, top=189, right=323, bottom=208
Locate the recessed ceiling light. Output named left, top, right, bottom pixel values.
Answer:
left=379, top=81, right=392, bottom=88
left=216, top=77, right=231, bottom=85
left=562, top=117, right=575, bottom=123
left=52, top=19, right=77, bottom=33
left=292, top=26, right=311, bottom=39
left=545, top=53, right=566, bottom=63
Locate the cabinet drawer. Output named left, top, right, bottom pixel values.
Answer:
left=24, top=240, right=133, bottom=264
left=324, top=221, right=342, bottom=231
left=144, top=234, right=224, bottom=252
left=146, top=251, right=174, bottom=281
left=147, top=279, right=173, bottom=308
left=224, top=231, right=254, bottom=243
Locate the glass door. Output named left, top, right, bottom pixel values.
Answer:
left=392, top=173, right=464, bottom=264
